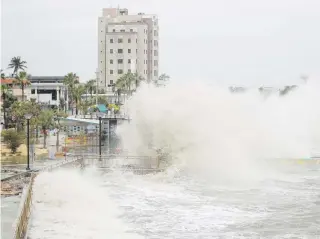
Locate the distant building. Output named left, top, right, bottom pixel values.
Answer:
left=28, top=76, right=67, bottom=108
left=0, top=78, right=30, bottom=102
left=98, top=8, right=159, bottom=91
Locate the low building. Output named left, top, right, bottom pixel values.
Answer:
left=0, top=78, right=30, bottom=103
left=28, top=76, right=67, bottom=108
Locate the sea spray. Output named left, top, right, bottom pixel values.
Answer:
left=117, top=77, right=320, bottom=181
left=28, top=168, right=142, bottom=239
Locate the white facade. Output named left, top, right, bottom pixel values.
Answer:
left=98, top=8, right=159, bottom=90
left=27, top=76, right=67, bottom=108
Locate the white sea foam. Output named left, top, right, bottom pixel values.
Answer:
left=28, top=77, right=320, bottom=238
left=118, top=77, right=320, bottom=181
left=28, top=169, right=142, bottom=239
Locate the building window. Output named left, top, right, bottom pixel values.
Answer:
left=154, top=70, right=158, bottom=76
left=154, top=50, right=158, bottom=56
left=110, top=59, right=113, bottom=64
left=130, top=29, right=133, bottom=32
left=118, top=38, right=123, bottom=43
left=136, top=49, right=138, bottom=53
left=128, top=38, right=131, bottom=43
left=110, top=80, right=113, bottom=85
left=113, top=29, right=115, bottom=32
left=120, top=29, right=125, bottom=32
left=110, top=49, right=113, bottom=54
left=128, top=69, right=131, bottom=73
left=118, top=59, right=123, bottom=64
left=154, top=40, right=158, bottom=46
left=31, top=89, right=35, bottom=94
left=154, top=30, right=158, bottom=36
left=118, top=49, right=123, bottom=53
left=118, top=69, right=123, bottom=74
left=110, top=70, right=113, bottom=74
left=110, top=39, right=113, bottom=43
left=128, top=49, right=131, bottom=53
left=136, top=39, right=138, bottom=43
left=128, top=59, right=131, bottom=64
left=154, top=60, right=158, bottom=66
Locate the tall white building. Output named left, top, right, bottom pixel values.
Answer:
left=98, top=8, right=159, bottom=91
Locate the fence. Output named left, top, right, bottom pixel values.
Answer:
left=74, top=154, right=161, bottom=170
left=13, top=173, right=36, bottom=239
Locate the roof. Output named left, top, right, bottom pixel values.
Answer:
left=28, top=76, right=65, bottom=83
left=0, top=78, right=14, bottom=84
left=97, top=104, right=108, bottom=113
left=59, top=117, right=99, bottom=125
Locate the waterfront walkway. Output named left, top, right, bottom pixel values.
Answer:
left=1, top=157, right=78, bottom=239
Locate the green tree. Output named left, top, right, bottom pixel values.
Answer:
left=72, top=84, right=85, bottom=115
left=85, top=79, right=96, bottom=102
left=38, top=110, right=54, bottom=148
left=134, top=73, right=144, bottom=89
left=63, top=72, right=79, bottom=114
left=156, top=73, right=170, bottom=86
left=280, top=85, right=297, bottom=96
left=11, top=101, right=40, bottom=132
left=1, top=84, right=11, bottom=128
left=53, top=111, right=67, bottom=152
left=1, top=69, right=5, bottom=79
left=2, top=129, right=25, bottom=153
left=8, top=56, right=27, bottom=76
left=13, top=71, right=30, bottom=101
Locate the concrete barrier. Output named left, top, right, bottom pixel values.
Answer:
left=12, top=174, right=35, bottom=239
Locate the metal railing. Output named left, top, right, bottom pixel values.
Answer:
left=74, top=154, right=161, bottom=169
left=40, top=157, right=82, bottom=172
left=13, top=174, right=36, bottom=239
left=72, top=114, right=130, bottom=120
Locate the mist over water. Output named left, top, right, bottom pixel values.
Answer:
left=118, top=77, right=320, bottom=181
left=29, top=169, right=142, bottom=239
left=28, top=77, right=320, bottom=238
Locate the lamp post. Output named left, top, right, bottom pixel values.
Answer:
left=96, top=112, right=104, bottom=160
left=54, top=117, right=60, bottom=153
left=24, top=113, right=33, bottom=170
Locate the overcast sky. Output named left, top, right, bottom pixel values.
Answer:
left=1, top=0, right=320, bottom=86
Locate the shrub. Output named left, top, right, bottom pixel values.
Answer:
left=1, top=129, right=25, bottom=153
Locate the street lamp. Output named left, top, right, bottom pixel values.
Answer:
left=24, top=113, right=33, bottom=170
left=96, top=112, right=104, bottom=159
left=54, top=117, right=60, bottom=153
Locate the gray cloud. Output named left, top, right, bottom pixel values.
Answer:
left=2, top=0, right=320, bottom=86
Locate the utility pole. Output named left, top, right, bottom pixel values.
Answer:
left=95, top=69, right=99, bottom=105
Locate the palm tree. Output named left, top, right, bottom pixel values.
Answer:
left=38, top=110, right=54, bottom=148
left=14, top=71, right=30, bottom=101
left=53, top=111, right=67, bottom=152
left=63, top=72, right=79, bottom=114
left=156, top=73, right=170, bottom=86
left=72, top=84, right=86, bottom=115
left=85, top=79, right=96, bottom=102
left=115, top=75, right=127, bottom=103
left=8, top=57, right=27, bottom=76
left=134, top=73, right=144, bottom=89
left=1, top=69, right=5, bottom=79
left=1, top=84, right=10, bottom=128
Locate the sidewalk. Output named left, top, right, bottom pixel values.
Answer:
left=0, top=152, right=71, bottom=239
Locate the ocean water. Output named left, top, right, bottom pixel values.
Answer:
left=28, top=163, right=320, bottom=239
left=28, top=79, right=320, bottom=238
